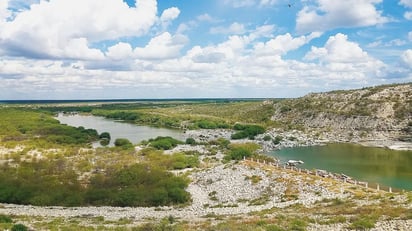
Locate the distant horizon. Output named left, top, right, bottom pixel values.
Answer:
left=0, top=98, right=276, bottom=104
left=1, top=81, right=410, bottom=102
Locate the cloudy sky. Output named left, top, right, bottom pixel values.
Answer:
left=0, top=0, right=411, bottom=99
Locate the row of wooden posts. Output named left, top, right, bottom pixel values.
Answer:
left=243, top=156, right=398, bottom=193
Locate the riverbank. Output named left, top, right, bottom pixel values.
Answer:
left=356, top=140, right=412, bottom=151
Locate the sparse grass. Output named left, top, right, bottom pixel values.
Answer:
left=348, top=215, right=377, bottom=230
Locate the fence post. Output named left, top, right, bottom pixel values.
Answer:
left=389, top=187, right=392, bottom=193
left=365, top=182, right=368, bottom=189
left=377, top=184, right=380, bottom=191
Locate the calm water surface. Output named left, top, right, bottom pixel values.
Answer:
left=56, top=114, right=184, bottom=147
left=269, top=143, right=412, bottom=190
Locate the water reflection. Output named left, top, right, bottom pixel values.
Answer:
left=270, top=143, right=412, bottom=190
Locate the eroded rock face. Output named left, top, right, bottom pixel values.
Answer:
left=270, top=83, right=412, bottom=142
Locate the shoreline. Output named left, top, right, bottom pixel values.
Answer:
left=355, top=140, right=412, bottom=151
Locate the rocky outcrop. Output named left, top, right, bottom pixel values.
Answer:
left=270, top=83, right=412, bottom=142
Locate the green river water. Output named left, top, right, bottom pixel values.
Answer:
left=269, top=143, right=412, bottom=191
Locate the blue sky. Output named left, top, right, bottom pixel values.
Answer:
left=0, top=0, right=411, bottom=99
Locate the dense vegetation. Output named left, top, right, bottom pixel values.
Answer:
left=0, top=108, right=99, bottom=146
left=86, top=163, right=190, bottom=206
left=0, top=158, right=191, bottom=207
left=225, top=143, right=260, bottom=161
left=147, top=136, right=184, bottom=150
left=231, top=124, right=265, bottom=140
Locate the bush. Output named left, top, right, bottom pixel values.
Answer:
left=231, top=124, right=265, bottom=140
left=185, top=138, right=196, bottom=145
left=0, top=214, right=12, bottom=223
left=273, top=135, right=283, bottom=145
left=194, top=119, right=229, bottom=129
left=99, top=132, right=111, bottom=140
left=149, top=136, right=183, bottom=150
left=263, top=135, right=272, bottom=141
left=86, top=164, right=190, bottom=206
left=225, top=143, right=259, bottom=160
left=11, top=224, right=28, bottom=231
left=114, top=138, right=133, bottom=149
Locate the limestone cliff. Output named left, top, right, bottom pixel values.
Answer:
left=271, top=83, right=412, bottom=142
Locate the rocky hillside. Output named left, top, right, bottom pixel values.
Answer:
left=271, top=83, right=412, bottom=142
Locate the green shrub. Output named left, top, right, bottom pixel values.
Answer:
left=231, top=124, right=265, bottom=140
left=185, top=138, right=196, bottom=145
left=225, top=143, right=259, bottom=160
left=114, top=138, right=133, bottom=149
left=0, top=214, right=12, bottom=223
left=99, top=132, right=111, bottom=140
left=87, top=164, right=190, bottom=206
left=263, top=135, right=272, bottom=141
left=149, top=136, right=183, bottom=150
left=273, top=135, right=283, bottom=145
left=11, top=224, right=28, bottom=231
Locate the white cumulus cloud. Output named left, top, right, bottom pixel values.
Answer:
left=399, top=0, right=412, bottom=8
left=296, top=0, right=388, bottom=33
left=0, top=0, right=10, bottom=20
left=0, top=0, right=157, bottom=59
left=401, top=49, right=412, bottom=67
left=306, top=33, right=372, bottom=62
left=134, top=32, right=188, bottom=60
left=254, top=32, right=322, bottom=56
left=304, top=33, right=385, bottom=81
left=404, top=11, right=412, bottom=20
left=106, top=42, right=134, bottom=60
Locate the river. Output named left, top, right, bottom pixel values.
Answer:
left=269, top=143, right=412, bottom=190
left=56, top=114, right=184, bottom=147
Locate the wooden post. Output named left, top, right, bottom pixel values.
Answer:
left=377, top=184, right=380, bottom=191
left=365, top=182, right=368, bottom=189
left=389, top=187, right=392, bottom=193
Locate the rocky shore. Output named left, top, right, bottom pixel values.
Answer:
left=184, top=128, right=412, bottom=152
